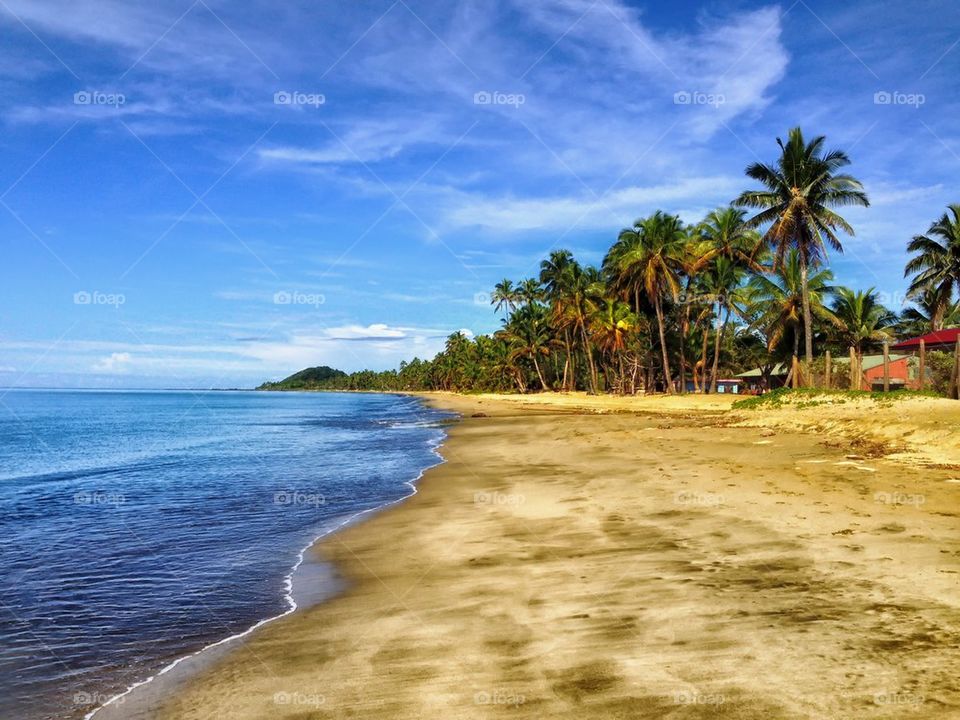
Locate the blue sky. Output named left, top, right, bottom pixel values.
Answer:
left=0, top=0, right=957, bottom=388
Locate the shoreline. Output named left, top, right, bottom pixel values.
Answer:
left=147, top=393, right=960, bottom=719
left=86, top=402, right=454, bottom=720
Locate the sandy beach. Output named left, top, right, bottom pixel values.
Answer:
left=150, top=393, right=960, bottom=719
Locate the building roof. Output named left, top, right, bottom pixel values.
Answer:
left=892, top=328, right=960, bottom=351
left=736, top=354, right=911, bottom=379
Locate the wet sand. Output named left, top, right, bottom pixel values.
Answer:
left=152, top=393, right=960, bottom=719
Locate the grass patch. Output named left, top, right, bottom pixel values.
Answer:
left=732, top=387, right=942, bottom=410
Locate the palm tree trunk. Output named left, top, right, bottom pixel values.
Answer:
left=710, top=307, right=731, bottom=393
left=532, top=355, right=548, bottom=391
left=579, top=322, right=598, bottom=394
left=698, top=325, right=709, bottom=393
left=654, top=295, right=673, bottom=394
left=799, top=252, right=814, bottom=385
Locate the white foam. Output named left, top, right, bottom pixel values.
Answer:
left=87, top=413, right=451, bottom=720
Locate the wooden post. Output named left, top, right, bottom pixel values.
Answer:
left=883, top=340, right=890, bottom=393
left=849, top=346, right=858, bottom=390
left=825, top=350, right=832, bottom=390
left=919, top=339, right=926, bottom=391
left=955, top=338, right=960, bottom=400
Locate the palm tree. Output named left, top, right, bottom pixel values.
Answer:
left=829, top=287, right=896, bottom=361
left=589, top=298, right=636, bottom=393
left=904, top=204, right=960, bottom=329
left=517, top=278, right=545, bottom=306
left=735, top=127, right=869, bottom=378
left=501, top=303, right=554, bottom=390
left=897, top=287, right=960, bottom=336
left=491, top=279, right=518, bottom=316
left=697, top=207, right=764, bottom=270
left=540, top=250, right=577, bottom=390
left=747, top=250, right=836, bottom=385
left=608, top=211, right=687, bottom=393
left=699, top=255, right=747, bottom=392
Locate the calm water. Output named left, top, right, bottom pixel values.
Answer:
left=0, top=390, right=451, bottom=720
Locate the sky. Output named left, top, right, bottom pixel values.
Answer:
left=0, top=0, right=957, bottom=388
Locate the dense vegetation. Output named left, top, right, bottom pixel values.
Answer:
left=259, top=127, right=960, bottom=396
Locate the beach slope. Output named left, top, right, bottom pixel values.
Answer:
left=156, top=394, right=960, bottom=719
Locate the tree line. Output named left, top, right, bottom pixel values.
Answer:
left=262, top=127, right=960, bottom=395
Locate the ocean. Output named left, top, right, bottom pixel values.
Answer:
left=0, top=390, right=451, bottom=720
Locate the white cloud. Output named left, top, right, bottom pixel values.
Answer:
left=92, top=352, right=132, bottom=373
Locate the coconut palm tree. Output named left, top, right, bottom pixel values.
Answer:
left=608, top=211, right=687, bottom=393
left=829, top=287, right=896, bottom=361
left=589, top=298, right=636, bottom=392
left=698, top=255, right=747, bottom=392
left=897, top=287, right=960, bottom=336
left=540, top=250, right=577, bottom=390
left=491, top=279, right=519, bottom=316
left=748, top=249, right=837, bottom=364
left=517, top=277, right=545, bottom=306
left=734, top=127, right=869, bottom=378
left=500, top=303, right=554, bottom=391
left=904, top=204, right=960, bottom=329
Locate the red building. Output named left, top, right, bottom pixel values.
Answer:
left=892, top=328, right=960, bottom=353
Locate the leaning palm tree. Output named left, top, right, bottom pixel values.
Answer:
left=904, top=204, right=960, bottom=329
left=829, top=287, right=896, bottom=362
left=734, top=127, right=869, bottom=379
left=608, top=211, right=687, bottom=393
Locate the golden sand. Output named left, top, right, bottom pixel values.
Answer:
left=151, top=393, right=960, bottom=719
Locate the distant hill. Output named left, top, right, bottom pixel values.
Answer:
left=256, top=366, right=348, bottom=390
